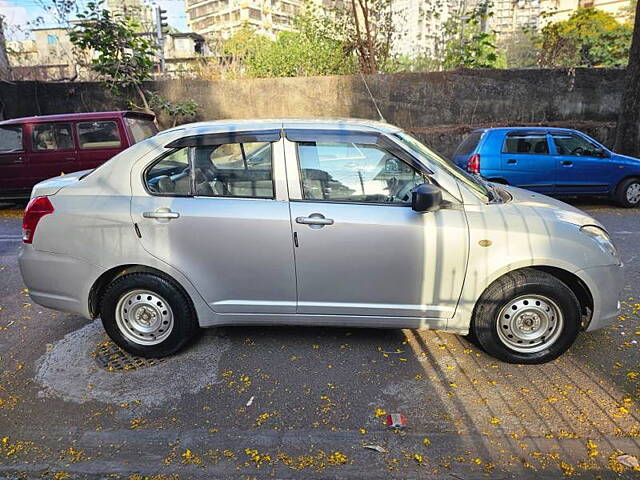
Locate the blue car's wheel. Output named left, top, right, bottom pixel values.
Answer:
left=615, top=178, right=640, bottom=208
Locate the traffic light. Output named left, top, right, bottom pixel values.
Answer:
left=154, top=5, right=169, bottom=40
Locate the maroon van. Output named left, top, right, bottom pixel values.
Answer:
left=0, top=110, right=158, bottom=199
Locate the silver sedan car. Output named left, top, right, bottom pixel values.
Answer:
left=18, top=119, right=623, bottom=364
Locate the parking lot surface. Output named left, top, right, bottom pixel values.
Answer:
left=0, top=201, right=638, bottom=479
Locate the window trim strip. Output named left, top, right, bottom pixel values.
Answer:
left=165, top=130, right=281, bottom=148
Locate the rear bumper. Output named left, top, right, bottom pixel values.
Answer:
left=578, top=262, right=624, bottom=331
left=18, top=245, right=103, bottom=319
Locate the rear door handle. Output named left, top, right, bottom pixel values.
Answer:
left=507, top=158, right=517, bottom=165
left=296, top=213, right=334, bottom=226
left=561, top=160, right=573, bottom=166
left=143, top=209, right=180, bottom=220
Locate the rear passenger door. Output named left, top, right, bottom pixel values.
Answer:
left=500, top=131, right=555, bottom=193
left=131, top=129, right=298, bottom=315
left=27, top=122, right=78, bottom=185
left=75, top=119, right=125, bottom=170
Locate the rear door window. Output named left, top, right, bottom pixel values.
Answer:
left=77, top=120, right=122, bottom=149
left=0, top=126, right=23, bottom=153
left=454, top=131, right=483, bottom=156
left=32, top=123, right=74, bottom=151
left=503, top=133, right=549, bottom=155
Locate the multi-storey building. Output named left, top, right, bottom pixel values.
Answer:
left=106, top=0, right=155, bottom=30
left=392, top=0, right=632, bottom=59
left=185, top=0, right=334, bottom=39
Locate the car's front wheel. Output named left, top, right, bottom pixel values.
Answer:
left=101, top=273, right=199, bottom=358
left=471, top=269, right=580, bottom=364
left=615, top=177, right=640, bottom=208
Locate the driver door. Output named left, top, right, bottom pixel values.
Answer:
left=284, top=128, right=468, bottom=325
left=551, top=132, right=612, bottom=194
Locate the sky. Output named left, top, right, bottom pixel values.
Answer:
left=0, top=0, right=188, bottom=40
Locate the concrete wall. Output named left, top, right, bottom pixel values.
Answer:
left=0, top=68, right=624, bottom=156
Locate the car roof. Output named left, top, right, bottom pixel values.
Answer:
left=158, top=118, right=403, bottom=137
left=0, top=110, right=155, bottom=126
left=471, top=126, right=580, bottom=135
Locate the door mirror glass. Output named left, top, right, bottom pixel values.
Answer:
left=411, top=183, right=443, bottom=212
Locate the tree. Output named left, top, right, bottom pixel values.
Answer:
left=0, top=16, right=11, bottom=81
left=218, top=9, right=356, bottom=78
left=70, top=1, right=157, bottom=110
left=538, top=8, right=632, bottom=67
left=441, top=2, right=503, bottom=69
left=614, top=0, right=640, bottom=156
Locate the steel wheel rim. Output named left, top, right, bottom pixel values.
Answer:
left=115, top=289, right=174, bottom=346
left=496, top=295, right=564, bottom=353
left=626, top=183, right=640, bottom=204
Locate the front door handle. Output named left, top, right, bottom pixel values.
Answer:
left=296, top=213, right=334, bottom=227
left=507, top=158, right=517, bottom=165
left=143, top=208, right=180, bottom=220
left=561, top=160, right=573, bottom=166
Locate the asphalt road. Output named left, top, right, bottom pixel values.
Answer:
left=0, top=200, right=639, bottom=479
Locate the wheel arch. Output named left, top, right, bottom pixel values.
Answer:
left=615, top=174, right=640, bottom=190
left=483, top=266, right=594, bottom=329
left=89, top=264, right=196, bottom=319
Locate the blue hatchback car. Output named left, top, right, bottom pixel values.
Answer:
left=453, top=127, right=640, bottom=207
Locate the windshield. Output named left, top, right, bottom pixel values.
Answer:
left=393, top=131, right=491, bottom=201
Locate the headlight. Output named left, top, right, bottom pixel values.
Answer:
left=580, top=225, right=618, bottom=257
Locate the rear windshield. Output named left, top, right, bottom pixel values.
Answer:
left=125, top=117, right=158, bottom=143
left=454, top=131, right=483, bottom=156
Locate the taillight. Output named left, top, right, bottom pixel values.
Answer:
left=467, top=153, right=481, bottom=174
left=22, top=196, right=54, bottom=244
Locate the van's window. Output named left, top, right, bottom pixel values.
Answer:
left=193, top=142, right=274, bottom=198
left=146, top=148, right=191, bottom=195
left=77, top=121, right=121, bottom=149
left=126, top=117, right=158, bottom=143
left=297, top=141, right=425, bottom=203
left=503, top=134, right=549, bottom=154
left=551, top=133, right=601, bottom=156
left=0, top=126, right=23, bottom=153
left=32, top=123, right=74, bottom=151
left=454, top=131, right=483, bottom=156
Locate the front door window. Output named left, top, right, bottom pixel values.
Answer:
left=551, top=133, right=602, bottom=157
left=297, top=141, right=426, bottom=204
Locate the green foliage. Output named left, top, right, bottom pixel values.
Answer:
left=70, top=1, right=199, bottom=121
left=141, top=91, right=199, bottom=127
left=220, top=10, right=356, bottom=78
left=442, top=3, right=503, bottom=69
left=69, top=1, right=157, bottom=106
left=538, top=8, right=632, bottom=67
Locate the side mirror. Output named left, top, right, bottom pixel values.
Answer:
left=411, top=183, right=443, bottom=212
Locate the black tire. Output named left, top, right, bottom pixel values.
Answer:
left=614, top=177, right=640, bottom=208
left=471, top=269, right=580, bottom=364
left=100, top=273, right=199, bottom=358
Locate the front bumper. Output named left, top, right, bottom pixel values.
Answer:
left=578, top=262, right=624, bottom=331
left=18, top=245, right=103, bottom=319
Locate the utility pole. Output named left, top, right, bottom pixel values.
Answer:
left=614, top=0, right=640, bottom=156
left=152, top=4, right=168, bottom=74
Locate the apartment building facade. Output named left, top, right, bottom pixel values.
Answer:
left=185, top=0, right=336, bottom=39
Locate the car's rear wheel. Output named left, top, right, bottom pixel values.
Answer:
left=101, top=273, right=199, bottom=358
left=471, top=269, right=580, bottom=364
left=615, top=177, right=640, bottom=208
